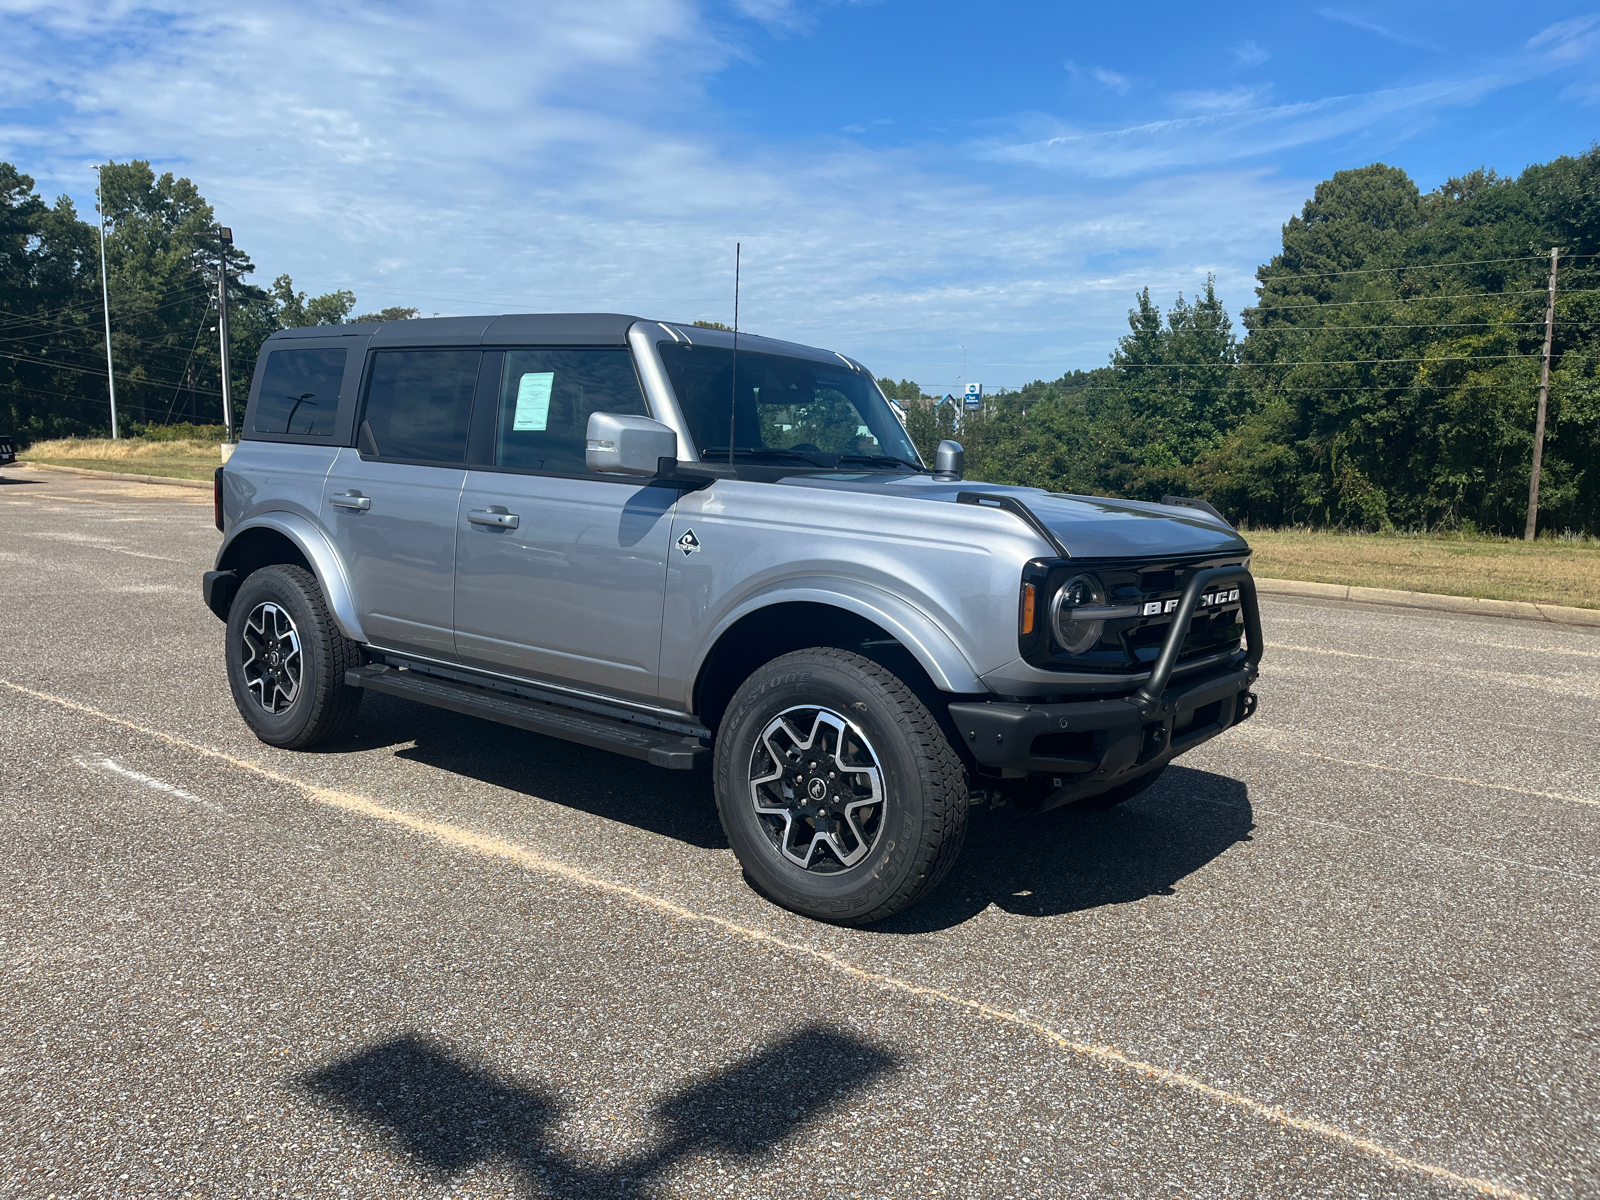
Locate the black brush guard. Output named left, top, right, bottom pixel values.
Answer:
left=947, top=566, right=1263, bottom=810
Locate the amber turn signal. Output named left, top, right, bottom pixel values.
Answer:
left=1019, top=582, right=1036, bottom=635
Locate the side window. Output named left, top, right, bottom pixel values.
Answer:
left=253, top=348, right=347, bottom=436
left=495, top=349, right=647, bottom=473
left=360, top=350, right=481, bottom=464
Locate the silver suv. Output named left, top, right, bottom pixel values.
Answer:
left=205, top=313, right=1261, bottom=924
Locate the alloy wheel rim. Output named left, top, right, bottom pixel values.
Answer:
left=241, top=602, right=303, bottom=714
left=748, top=705, right=886, bottom=873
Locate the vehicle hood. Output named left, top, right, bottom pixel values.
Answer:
left=778, top=474, right=1251, bottom=560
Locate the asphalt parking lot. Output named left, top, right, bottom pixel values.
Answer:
left=1, top=465, right=1596, bottom=1200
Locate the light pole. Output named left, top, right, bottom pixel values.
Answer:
left=93, top=165, right=119, bottom=439
left=215, top=226, right=235, bottom=442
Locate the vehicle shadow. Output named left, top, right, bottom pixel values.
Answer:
left=322, top=697, right=1251, bottom=925
left=877, top=766, right=1255, bottom=935
left=299, top=1025, right=896, bottom=1197
left=325, top=691, right=728, bottom=850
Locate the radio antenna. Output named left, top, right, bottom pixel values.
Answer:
left=728, top=242, right=740, bottom=467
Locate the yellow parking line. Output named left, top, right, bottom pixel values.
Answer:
left=0, top=677, right=1541, bottom=1200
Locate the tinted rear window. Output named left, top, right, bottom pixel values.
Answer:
left=253, top=348, right=347, bottom=436
left=361, top=350, right=481, bottom=464
left=495, top=348, right=647, bottom=473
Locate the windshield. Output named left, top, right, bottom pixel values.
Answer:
left=659, top=342, right=921, bottom=469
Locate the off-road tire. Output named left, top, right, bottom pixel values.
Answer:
left=1071, top=764, right=1168, bottom=811
left=714, top=648, right=968, bottom=925
left=225, top=565, right=363, bottom=749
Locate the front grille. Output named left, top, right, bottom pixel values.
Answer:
left=1019, top=554, right=1249, bottom=675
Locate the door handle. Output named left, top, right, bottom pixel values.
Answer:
left=330, top=491, right=371, bottom=511
left=468, top=508, right=519, bottom=529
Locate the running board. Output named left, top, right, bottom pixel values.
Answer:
left=344, top=663, right=710, bottom=770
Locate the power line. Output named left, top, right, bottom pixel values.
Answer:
left=1249, top=287, right=1600, bottom=313
left=915, top=380, right=1561, bottom=397
left=0, top=289, right=212, bottom=341
left=0, top=350, right=224, bottom=396
left=162, top=305, right=217, bottom=424
left=1254, top=253, right=1600, bottom=281
left=1242, top=320, right=1595, bottom=332
left=1109, top=353, right=1550, bottom=369
left=0, top=338, right=222, bottom=381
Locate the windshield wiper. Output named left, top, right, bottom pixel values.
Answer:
left=836, top=453, right=924, bottom=472
left=700, top=447, right=833, bottom=468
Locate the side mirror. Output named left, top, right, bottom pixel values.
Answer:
left=933, top=439, right=964, bottom=481
left=586, top=412, right=678, bottom=476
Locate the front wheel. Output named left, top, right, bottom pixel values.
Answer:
left=714, top=648, right=968, bottom=925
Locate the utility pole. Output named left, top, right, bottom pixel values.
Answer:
left=216, top=226, right=234, bottom=442
left=1525, top=246, right=1559, bottom=541
left=93, top=165, right=119, bottom=439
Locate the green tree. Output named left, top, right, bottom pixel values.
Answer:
left=269, top=275, right=356, bottom=328
left=352, top=305, right=419, bottom=323
left=0, top=163, right=105, bottom=441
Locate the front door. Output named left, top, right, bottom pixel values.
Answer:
left=322, top=349, right=482, bottom=660
left=452, top=346, right=675, bottom=703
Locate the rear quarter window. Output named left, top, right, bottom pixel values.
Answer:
left=359, top=350, right=481, bottom=464
left=252, top=348, right=348, bottom=436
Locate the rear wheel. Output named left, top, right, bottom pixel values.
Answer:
left=714, top=648, right=968, bottom=925
left=225, top=565, right=363, bottom=749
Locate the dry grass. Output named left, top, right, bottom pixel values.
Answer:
left=22, top=436, right=222, bottom=482
left=1245, top=528, right=1600, bottom=610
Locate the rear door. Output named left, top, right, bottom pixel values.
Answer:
left=321, top=349, right=481, bottom=660
left=452, top=347, right=675, bottom=703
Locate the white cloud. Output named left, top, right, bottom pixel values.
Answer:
left=1064, top=59, right=1133, bottom=96
left=1232, top=40, right=1270, bottom=68
left=1528, top=14, right=1600, bottom=62
left=1, top=1, right=1587, bottom=387
left=1091, top=67, right=1132, bottom=95
left=989, top=74, right=1507, bottom=177
left=1169, top=85, right=1270, bottom=114
left=1314, top=8, right=1443, bottom=52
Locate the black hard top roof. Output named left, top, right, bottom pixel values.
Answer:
left=262, top=312, right=860, bottom=370
left=265, top=312, right=644, bottom=347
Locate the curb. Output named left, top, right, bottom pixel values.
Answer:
left=14, top=461, right=212, bottom=491
left=1256, top=576, right=1600, bottom=629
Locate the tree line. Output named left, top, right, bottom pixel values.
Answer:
left=5, top=150, right=1600, bottom=534
left=888, top=150, right=1600, bottom=536
left=0, top=159, right=413, bottom=443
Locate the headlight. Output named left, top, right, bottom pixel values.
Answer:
left=1050, top=574, right=1105, bottom=655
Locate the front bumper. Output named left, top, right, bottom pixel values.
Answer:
left=948, top=661, right=1257, bottom=805
left=947, top=563, right=1263, bottom=809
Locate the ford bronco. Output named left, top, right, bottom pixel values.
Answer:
left=204, top=314, right=1261, bottom=924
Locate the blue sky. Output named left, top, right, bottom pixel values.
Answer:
left=2, top=1, right=1599, bottom=393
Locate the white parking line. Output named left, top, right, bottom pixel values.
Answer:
left=1232, top=729, right=1600, bottom=809
left=75, top=756, right=231, bottom=817
left=21, top=530, right=182, bottom=562
left=4, top=678, right=1541, bottom=1200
